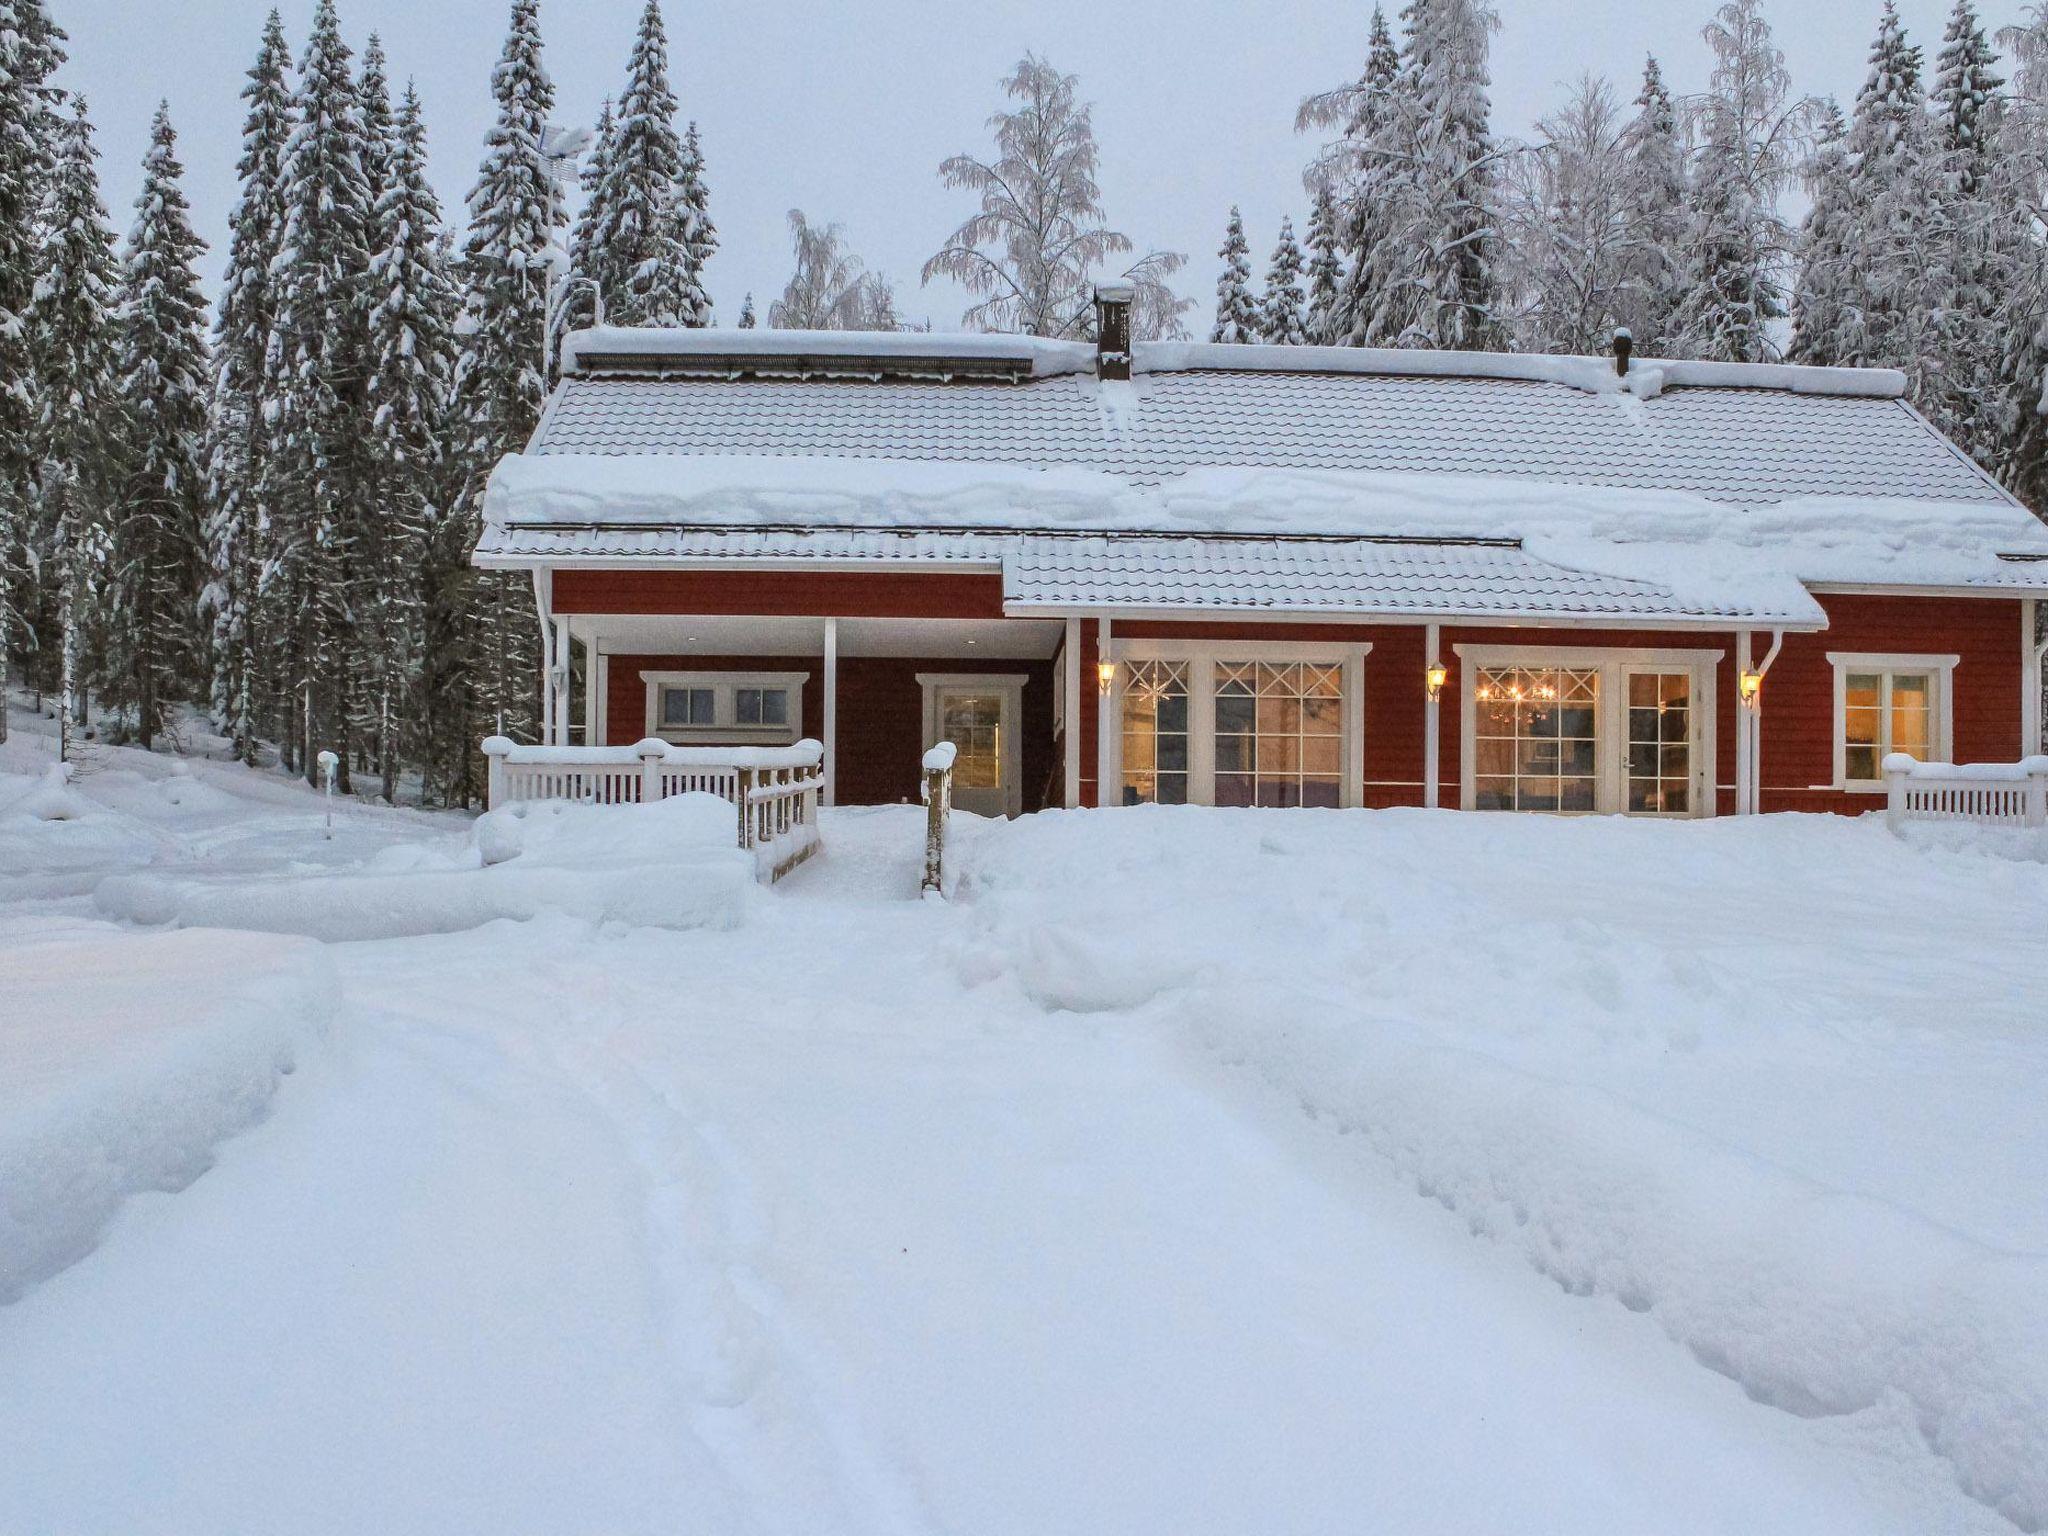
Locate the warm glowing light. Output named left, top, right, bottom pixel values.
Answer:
left=1739, top=670, right=1763, bottom=704
left=1425, top=661, right=1447, bottom=702
left=1097, top=659, right=1116, bottom=694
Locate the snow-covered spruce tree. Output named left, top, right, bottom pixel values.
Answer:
left=1303, top=184, right=1343, bottom=344
left=670, top=120, right=716, bottom=326
left=357, top=34, right=394, bottom=228
left=0, top=0, right=68, bottom=738
left=200, top=8, right=292, bottom=763
left=1923, top=0, right=2009, bottom=458
left=1668, top=0, right=1817, bottom=363
left=1616, top=55, right=1689, bottom=351
left=1789, top=100, right=1854, bottom=364
left=446, top=0, right=566, bottom=792
left=1501, top=75, right=1643, bottom=354
left=1987, top=8, right=2048, bottom=510
left=1298, top=5, right=1400, bottom=346
left=923, top=54, right=1189, bottom=339
left=107, top=103, right=210, bottom=748
left=1260, top=215, right=1308, bottom=344
left=1838, top=1, right=1940, bottom=375
left=1396, top=0, right=1507, bottom=348
left=261, top=0, right=375, bottom=785
left=1211, top=207, right=1258, bottom=343
left=29, top=96, right=120, bottom=757
left=567, top=95, right=613, bottom=295
left=771, top=210, right=895, bottom=329
left=363, top=82, right=457, bottom=802
left=580, top=0, right=688, bottom=325
left=737, top=290, right=756, bottom=327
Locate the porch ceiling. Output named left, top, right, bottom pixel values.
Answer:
left=583, top=613, right=1064, bottom=660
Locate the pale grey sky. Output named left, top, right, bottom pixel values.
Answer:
left=57, top=0, right=2011, bottom=327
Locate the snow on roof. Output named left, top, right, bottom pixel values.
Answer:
left=479, top=454, right=2048, bottom=612
left=528, top=365, right=2006, bottom=509
left=560, top=325, right=1096, bottom=379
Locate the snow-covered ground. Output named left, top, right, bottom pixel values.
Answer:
left=2, top=703, right=2043, bottom=1534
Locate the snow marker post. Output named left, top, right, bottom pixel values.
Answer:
left=317, top=750, right=338, bottom=839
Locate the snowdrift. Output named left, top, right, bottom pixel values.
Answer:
left=0, top=920, right=336, bottom=1303
left=95, top=794, right=753, bottom=941
left=953, top=807, right=2048, bottom=1530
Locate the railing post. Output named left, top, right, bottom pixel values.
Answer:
left=923, top=767, right=948, bottom=894
left=2027, top=758, right=2048, bottom=828
left=737, top=766, right=756, bottom=851
left=482, top=735, right=514, bottom=811
left=634, top=738, right=666, bottom=804
left=1883, top=754, right=1908, bottom=830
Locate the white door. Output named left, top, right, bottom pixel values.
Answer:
left=922, top=675, right=1025, bottom=818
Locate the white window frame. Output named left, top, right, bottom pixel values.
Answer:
left=641, top=670, right=808, bottom=745
left=1107, top=638, right=1371, bottom=809
left=1825, top=651, right=1957, bottom=791
left=1454, top=643, right=1722, bottom=817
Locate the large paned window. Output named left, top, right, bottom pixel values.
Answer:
left=1830, top=653, right=1954, bottom=786
left=1213, top=661, right=1344, bottom=808
left=643, top=670, right=806, bottom=744
left=1458, top=647, right=1719, bottom=817
left=1626, top=671, right=1693, bottom=815
left=1472, top=666, right=1599, bottom=811
left=1107, top=644, right=1366, bottom=808
left=1121, top=660, right=1189, bottom=805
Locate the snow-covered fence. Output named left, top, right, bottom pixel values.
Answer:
left=1883, top=753, right=2048, bottom=829
left=481, top=736, right=824, bottom=882
left=921, top=740, right=956, bottom=896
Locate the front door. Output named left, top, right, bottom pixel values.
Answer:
left=924, top=676, right=1024, bottom=818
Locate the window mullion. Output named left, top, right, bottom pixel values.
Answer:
left=1191, top=656, right=1217, bottom=806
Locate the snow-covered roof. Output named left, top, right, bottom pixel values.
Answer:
left=482, top=332, right=2048, bottom=611
left=529, top=356, right=2003, bottom=509
left=1003, top=536, right=1828, bottom=626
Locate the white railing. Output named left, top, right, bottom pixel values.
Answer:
left=481, top=736, right=825, bottom=882
left=1884, top=753, right=2048, bottom=829
left=921, top=740, right=956, bottom=896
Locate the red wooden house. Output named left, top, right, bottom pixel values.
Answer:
left=476, top=287, right=2048, bottom=820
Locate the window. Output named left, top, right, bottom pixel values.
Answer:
left=735, top=687, right=789, bottom=727
left=1626, top=671, right=1692, bottom=815
left=941, top=691, right=1003, bottom=789
left=1122, top=660, right=1189, bottom=805
left=1829, top=653, right=1954, bottom=786
left=642, top=671, right=807, bottom=744
left=1102, top=642, right=1367, bottom=808
left=659, top=686, right=715, bottom=728
left=1472, top=666, right=1599, bottom=811
left=1457, top=646, right=1719, bottom=816
left=1213, top=661, right=1344, bottom=808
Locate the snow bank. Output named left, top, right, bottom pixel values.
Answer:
left=96, top=794, right=753, bottom=941
left=950, top=808, right=2048, bottom=1530
left=0, top=920, right=336, bottom=1303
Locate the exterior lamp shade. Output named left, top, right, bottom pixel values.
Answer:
left=1097, top=660, right=1116, bottom=694
left=1425, top=662, right=1448, bottom=702
left=1739, top=670, right=1764, bottom=704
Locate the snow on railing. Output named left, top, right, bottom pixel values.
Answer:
left=480, top=736, right=825, bottom=882
left=1883, top=753, right=2048, bottom=829
left=920, top=740, right=956, bottom=896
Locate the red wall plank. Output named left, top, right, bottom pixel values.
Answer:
left=556, top=569, right=1005, bottom=618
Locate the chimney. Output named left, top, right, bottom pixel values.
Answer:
left=1612, top=326, right=1634, bottom=377
left=1095, top=281, right=1134, bottom=381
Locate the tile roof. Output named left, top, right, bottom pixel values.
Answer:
left=1003, top=536, right=1825, bottom=626
left=530, top=366, right=2009, bottom=510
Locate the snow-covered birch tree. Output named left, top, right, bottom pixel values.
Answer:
left=1668, top=0, right=1818, bottom=362
left=923, top=54, right=1188, bottom=339
left=770, top=210, right=896, bottom=329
